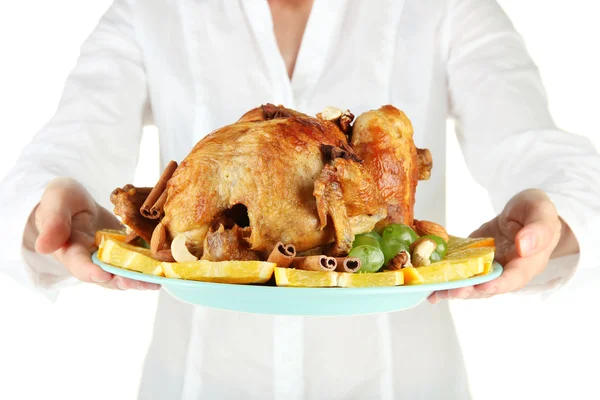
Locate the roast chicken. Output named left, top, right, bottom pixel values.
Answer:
left=110, top=104, right=432, bottom=262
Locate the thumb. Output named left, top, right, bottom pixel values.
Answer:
left=35, top=195, right=73, bottom=255
left=514, top=202, right=560, bottom=258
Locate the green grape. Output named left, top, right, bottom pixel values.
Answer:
left=382, top=224, right=418, bottom=246
left=429, top=251, right=443, bottom=263
left=348, top=245, right=385, bottom=273
left=352, top=233, right=381, bottom=249
left=361, top=231, right=383, bottom=242
left=381, top=239, right=409, bottom=264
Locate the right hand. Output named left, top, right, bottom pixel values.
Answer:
left=34, top=178, right=160, bottom=290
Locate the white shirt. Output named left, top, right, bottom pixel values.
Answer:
left=1, top=0, right=599, bottom=398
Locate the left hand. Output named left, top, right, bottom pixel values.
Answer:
left=429, top=189, right=563, bottom=303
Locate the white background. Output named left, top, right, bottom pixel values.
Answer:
left=0, top=1, right=599, bottom=399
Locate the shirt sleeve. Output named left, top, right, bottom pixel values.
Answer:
left=443, top=0, right=600, bottom=293
left=0, top=0, right=148, bottom=300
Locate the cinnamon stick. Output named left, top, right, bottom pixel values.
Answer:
left=149, top=190, right=168, bottom=220
left=290, top=256, right=337, bottom=271
left=334, top=257, right=362, bottom=273
left=140, top=160, right=178, bottom=219
left=267, top=242, right=296, bottom=268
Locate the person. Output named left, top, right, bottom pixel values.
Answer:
left=1, top=0, right=599, bottom=398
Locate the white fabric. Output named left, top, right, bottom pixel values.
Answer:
left=1, top=0, right=599, bottom=398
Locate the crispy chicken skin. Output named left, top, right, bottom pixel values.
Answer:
left=314, top=158, right=387, bottom=255
left=351, top=105, right=432, bottom=228
left=110, top=104, right=431, bottom=261
left=202, top=225, right=259, bottom=261
left=160, top=105, right=387, bottom=257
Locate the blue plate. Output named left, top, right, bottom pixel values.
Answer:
left=92, top=252, right=502, bottom=316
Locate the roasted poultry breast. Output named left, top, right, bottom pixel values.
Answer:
left=111, top=104, right=432, bottom=262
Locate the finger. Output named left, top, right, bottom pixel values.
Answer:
left=55, top=242, right=113, bottom=283
left=463, top=290, right=495, bottom=300
left=515, top=219, right=560, bottom=258
left=429, top=290, right=449, bottom=304
left=139, top=281, right=161, bottom=290
left=509, top=194, right=559, bottom=257
left=429, top=287, right=475, bottom=303
left=447, top=286, right=474, bottom=299
left=114, top=276, right=160, bottom=290
left=34, top=194, right=72, bottom=254
left=94, top=276, right=123, bottom=290
left=35, top=179, right=95, bottom=253
left=96, top=276, right=161, bottom=290
left=475, top=251, right=549, bottom=295
left=35, top=211, right=72, bottom=254
left=427, top=292, right=438, bottom=304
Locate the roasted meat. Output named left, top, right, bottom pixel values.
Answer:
left=110, top=185, right=157, bottom=243
left=160, top=105, right=387, bottom=258
left=110, top=104, right=431, bottom=261
left=351, top=105, right=432, bottom=228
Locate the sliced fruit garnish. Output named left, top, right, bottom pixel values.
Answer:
left=337, top=270, right=403, bottom=288
left=162, top=260, right=275, bottom=284
left=401, top=267, right=425, bottom=285
left=447, top=235, right=495, bottom=254
left=94, top=229, right=128, bottom=247
left=402, top=246, right=495, bottom=285
left=98, top=238, right=163, bottom=276
left=274, top=268, right=337, bottom=287
left=273, top=268, right=404, bottom=288
left=402, top=260, right=481, bottom=285
left=445, top=246, right=496, bottom=275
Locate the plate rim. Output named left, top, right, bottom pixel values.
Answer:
left=91, top=252, right=503, bottom=294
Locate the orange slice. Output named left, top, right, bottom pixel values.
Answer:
left=94, top=229, right=128, bottom=247
left=98, top=238, right=163, bottom=276
left=447, top=235, right=495, bottom=254
left=402, top=247, right=495, bottom=285
left=273, top=268, right=404, bottom=288
left=162, top=260, right=275, bottom=284
left=445, top=246, right=496, bottom=275
left=274, top=268, right=338, bottom=287
left=337, top=270, right=403, bottom=288
left=401, top=267, right=425, bottom=285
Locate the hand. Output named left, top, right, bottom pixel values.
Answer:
left=429, top=189, right=569, bottom=303
left=34, top=177, right=160, bottom=290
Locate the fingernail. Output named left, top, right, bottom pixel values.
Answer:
left=457, top=290, right=471, bottom=299
left=116, top=279, right=127, bottom=290
left=146, top=283, right=160, bottom=290
left=483, top=286, right=497, bottom=295
left=519, top=233, right=536, bottom=255
left=137, top=282, right=159, bottom=290
left=91, top=274, right=111, bottom=283
left=430, top=293, right=438, bottom=304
